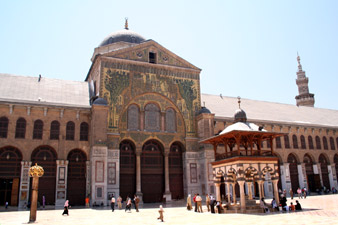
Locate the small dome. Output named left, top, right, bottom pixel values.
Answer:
left=198, top=106, right=211, bottom=114
left=234, top=109, right=247, bottom=123
left=99, top=29, right=146, bottom=47
left=93, top=98, right=108, bottom=106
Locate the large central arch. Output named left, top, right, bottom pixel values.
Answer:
left=141, top=140, right=164, bottom=203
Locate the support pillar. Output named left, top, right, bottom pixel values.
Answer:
left=237, top=180, right=246, bottom=211
left=257, top=180, right=264, bottom=200
left=226, top=182, right=231, bottom=203
left=328, top=164, right=335, bottom=189
left=272, top=179, right=280, bottom=205
left=247, top=182, right=253, bottom=200
left=232, top=182, right=236, bottom=204
left=18, top=161, right=32, bottom=209
left=163, top=150, right=172, bottom=201
left=215, top=182, right=221, bottom=202
left=135, top=150, right=143, bottom=201
left=55, top=160, right=68, bottom=208
left=298, top=163, right=307, bottom=190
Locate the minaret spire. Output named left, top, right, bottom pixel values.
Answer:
left=295, top=53, right=315, bottom=107
left=124, top=17, right=129, bottom=30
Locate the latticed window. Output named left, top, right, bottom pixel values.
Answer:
left=50, top=120, right=60, bottom=140
left=66, top=121, right=75, bottom=140
left=127, top=104, right=139, bottom=131
left=15, top=118, right=26, bottom=139
left=292, top=135, right=298, bottom=149
left=300, top=135, right=306, bottom=149
left=323, top=137, right=328, bottom=150
left=80, top=122, right=89, bottom=141
left=165, top=108, right=176, bottom=133
left=330, top=137, right=335, bottom=150
left=276, top=137, right=281, bottom=148
left=308, top=136, right=314, bottom=149
left=284, top=135, right=290, bottom=149
left=33, top=120, right=43, bottom=139
left=0, top=117, right=9, bottom=138
left=315, top=136, right=321, bottom=150
left=144, top=103, right=160, bottom=132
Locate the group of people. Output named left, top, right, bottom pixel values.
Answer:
left=110, top=194, right=140, bottom=212
left=187, top=193, right=223, bottom=214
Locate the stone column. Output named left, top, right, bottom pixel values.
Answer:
left=272, top=179, right=280, bottom=205
left=246, top=182, right=253, bottom=200
left=328, top=164, right=335, bottom=189
left=232, top=183, right=236, bottom=204
left=163, top=150, right=172, bottom=201
left=315, top=163, right=323, bottom=187
left=55, top=160, right=68, bottom=208
left=18, top=161, right=32, bottom=209
left=282, top=163, right=291, bottom=192
left=331, top=164, right=338, bottom=189
left=226, top=182, right=231, bottom=203
left=237, top=180, right=246, bottom=211
left=298, top=163, right=306, bottom=189
left=135, top=150, right=143, bottom=200
left=86, top=161, right=91, bottom=198
left=257, top=180, right=264, bottom=200
left=215, top=182, right=221, bottom=201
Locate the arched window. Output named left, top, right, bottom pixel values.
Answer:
left=0, top=117, right=9, bottom=138
left=144, top=103, right=160, bottom=132
left=80, top=122, right=89, bottom=141
left=15, top=118, right=26, bottom=139
left=127, top=104, right=139, bottom=131
left=300, top=135, right=306, bottom=149
left=66, top=121, right=75, bottom=140
left=284, top=135, right=290, bottom=149
left=323, top=137, right=328, bottom=150
left=50, top=121, right=60, bottom=140
left=276, top=136, right=281, bottom=148
left=308, top=136, right=314, bottom=149
left=33, top=120, right=43, bottom=139
left=165, top=108, right=176, bottom=133
left=330, top=137, right=335, bottom=150
left=292, top=135, right=298, bottom=149
left=315, top=136, right=321, bottom=150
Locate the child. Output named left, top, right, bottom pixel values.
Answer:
left=157, top=205, right=164, bottom=222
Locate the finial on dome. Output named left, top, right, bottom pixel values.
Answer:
left=125, top=17, right=129, bottom=30
left=203, top=101, right=205, bottom=107
left=237, top=96, right=241, bottom=109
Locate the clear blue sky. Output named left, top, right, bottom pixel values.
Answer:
left=1, top=0, right=337, bottom=110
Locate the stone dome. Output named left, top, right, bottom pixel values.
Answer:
left=99, top=29, right=146, bottom=47
left=93, top=98, right=108, bottom=106
left=234, top=109, right=247, bottom=123
left=198, top=106, right=211, bottom=114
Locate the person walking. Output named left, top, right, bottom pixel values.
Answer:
left=85, top=196, right=90, bottom=208
left=186, top=194, right=192, bottom=210
left=111, top=195, right=116, bottom=212
left=205, top=194, right=210, bottom=212
left=193, top=194, right=197, bottom=212
left=209, top=194, right=216, bottom=214
left=196, top=193, right=203, bottom=213
left=303, top=187, right=307, bottom=198
left=289, top=189, right=294, bottom=200
left=117, top=195, right=122, bottom=210
left=134, top=195, right=140, bottom=212
left=157, top=205, right=164, bottom=222
left=125, top=197, right=132, bottom=212
left=62, top=200, right=70, bottom=216
left=297, top=188, right=302, bottom=199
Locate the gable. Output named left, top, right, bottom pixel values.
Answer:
left=101, top=40, right=201, bottom=71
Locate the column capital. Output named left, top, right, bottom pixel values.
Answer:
left=214, top=182, right=221, bottom=187
left=237, top=180, right=245, bottom=185
left=136, top=151, right=142, bottom=156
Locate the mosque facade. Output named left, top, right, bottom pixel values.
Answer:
left=0, top=22, right=337, bottom=208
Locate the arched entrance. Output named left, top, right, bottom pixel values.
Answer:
left=141, top=140, right=164, bottom=203
left=31, top=146, right=57, bottom=205
left=319, top=154, right=330, bottom=190
left=303, top=154, right=317, bottom=192
left=119, top=140, right=136, bottom=200
left=67, top=149, right=87, bottom=206
left=287, top=154, right=299, bottom=192
left=169, top=142, right=184, bottom=200
left=0, top=146, right=22, bottom=206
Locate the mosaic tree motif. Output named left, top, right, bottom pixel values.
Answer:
left=105, top=69, right=130, bottom=127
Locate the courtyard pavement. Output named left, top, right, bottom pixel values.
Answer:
left=1, top=194, right=338, bottom=225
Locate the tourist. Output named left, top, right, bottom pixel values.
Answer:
left=271, top=198, right=278, bottom=211
left=289, top=188, right=294, bottom=199
left=85, top=196, right=90, bottom=208
left=283, top=189, right=287, bottom=197
left=210, top=194, right=216, bottom=214
left=157, top=205, right=164, bottom=222
left=5, top=201, right=8, bottom=209
left=116, top=195, right=122, bottom=209
left=196, top=193, right=203, bottom=212
left=62, top=200, right=69, bottom=216
left=186, top=194, right=192, bottom=210
left=205, top=194, right=210, bottom=212
left=193, top=194, right=197, bottom=212
left=125, top=197, right=132, bottom=212
left=297, top=188, right=302, bottom=199
left=303, top=187, right=307, bottom=198
left=289, top=202, right=295, bottom=211
left=260, top=198, right=269, bottom=213
left=280, top=194, right=287, bottom=211
left=295, top=200, right=302, bottom=210
left=134, top=195, right=140, bottom=212
left=111, top=194, right=116, bottom=212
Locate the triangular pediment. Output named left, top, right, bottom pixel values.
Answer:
left=101, top=40, right=201, bottom=71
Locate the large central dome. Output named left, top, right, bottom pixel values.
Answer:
left=99, top=28, right=146, bottom=47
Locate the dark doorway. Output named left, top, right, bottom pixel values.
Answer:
left=304, top=154, right=315, bottom=192
left=67, top=149, right=87, bottom=206
left=119, top=140, right=136, bottom=201
left=141, top=140, right=164, bottom=203
left=287, top=154, right=299, bottom=192
left=169, top=142, right=184, bottom=200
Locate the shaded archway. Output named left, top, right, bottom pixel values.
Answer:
left=67, top=149, right=87, bottom=206
left=141, top=140, right=164, bottom=203
left=31, top=146, right=57, bottom=205
left=303, top=154, right=319, bottom=192
left=319, top=154, right=330, bottom=190
left=169, top=142, right=184, bottom=200
left=0, top=146, right=22, bottom=206
left=287, top=153, right=299, bottom=192
left=119, top=140, right=136, bottom=200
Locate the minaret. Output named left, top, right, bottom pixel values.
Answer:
left=295, top=54, right=315, bottom=107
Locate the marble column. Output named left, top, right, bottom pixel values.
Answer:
left=246, top=182, right=253, bottom=200
left=55, top=160, right=68, bottom=208
left=226, top=182, right=231, bottom=203
left=163, top=150, right=172, bottom=201
left=272, top=179, right=280, bottom=204
left=298, top=163, right=306, bottom=189
left=18, top=161, right=32, bottom=209
left=257, top=180, right=264, bottom=200
left=237, top=180, right=246, bottom=211
left=135, top=150, right=143, bottom=200
left=328, top=164, right=335, bottom=189
left=331, top=164, right=338, bottom=189
left=215, top=182, right=221, bottom=202
left=232, top=182, right=236, bottom=204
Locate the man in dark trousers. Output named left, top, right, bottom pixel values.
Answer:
left=209, top=194, right=216, bottom=213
